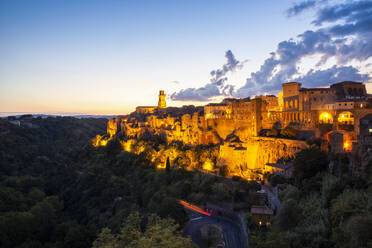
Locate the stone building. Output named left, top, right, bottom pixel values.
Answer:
left=92, top=81, right=372, bottom=180
left=329, top=131, right=344, bottom=154
left=136, top=90, right=167, bottom=113
left=204, top=103, right=231, bottom=119
left=120, top=81, right=372, bottom=155
left=331, top=81, right=367, bottom=100
left=158, top=90, right=167, bottom=108
left=251, top=205, right=273, bottom=226
left=359, top=114, right=372, bottom=152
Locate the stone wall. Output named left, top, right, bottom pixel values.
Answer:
left=218, top=137, right=307, bottom=179
left=94, top=117, right=309, bottom=180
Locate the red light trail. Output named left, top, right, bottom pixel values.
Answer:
left=179, top=200, right=212, bottom=216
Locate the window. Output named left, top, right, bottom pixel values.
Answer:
left=348, top=88, right=353, bottom=95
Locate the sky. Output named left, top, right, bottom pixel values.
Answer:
left=1, top=0, right=372, bottom=115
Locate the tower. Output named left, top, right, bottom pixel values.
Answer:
left=158, top=90, right=166, bottom=109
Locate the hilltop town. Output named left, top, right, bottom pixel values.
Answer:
left=94, top=81, right=372, bottom=179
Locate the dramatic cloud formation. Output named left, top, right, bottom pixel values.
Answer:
left=286, top=0, right=318, bottom=17
left=172, top=0, right=372, bottom=101
left=295, top=65, right=370, bottom=86
left=236, top=0, right=372, bottom=97
left=171, top=50, right=245, bottom=101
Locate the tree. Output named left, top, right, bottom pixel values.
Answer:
left=306, top=137, right=323, bottom=148
left=280, top=127, right=297, bottom=138
left=293, top=147, right=329, bottom=182
left=331, top=189, right=367, bottom=225
left=137, top=214, right=194, bottom=248
left=93, top=212, right=194, bottom=248
left=105, top=138, right=122, bottom=157
left=275, top=199, right=302, bottom=231
left=166, top=157, right=171, bottom=172
left=93, top=228, right=120, bottom=248
left=269, top=174, right=286, bottom=187
left=266, top=127, right=279, bottom=137
left=346, top=215, right=372, bottom=247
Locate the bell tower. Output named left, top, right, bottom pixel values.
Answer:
left=158, top=90, right=166, bottom=109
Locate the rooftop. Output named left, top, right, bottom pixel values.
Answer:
left=251, top=205, right=274, bottom=215
left=331, top=81, right=363, bottom=86
left=299, top=88, right=334, bottom=91
left=282, top=82, right=301, bottom=86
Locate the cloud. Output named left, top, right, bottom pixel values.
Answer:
left=286, top=0, right=318, bottom=17
left=210, top=50, right=244, bottom=81
left=172, top=1, right=372, bottom=101
left=170, top=83, right=223, bottom=101
left=171, top=50, right=245, bottom=101
left=236, top=0, right=372, bottom=97
left=294, top=65, right=370, bottom=86
left=312, top=0, right=372, bottom=26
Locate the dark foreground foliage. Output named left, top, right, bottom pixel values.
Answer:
left=0, top=117, right=256, bottom=247
left=250, top=148, right=372, bottom=248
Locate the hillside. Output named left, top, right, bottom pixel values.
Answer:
left=0, top=117, right=259, bottom=248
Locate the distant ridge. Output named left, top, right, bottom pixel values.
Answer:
left=0, top=112, right=116, bottom=119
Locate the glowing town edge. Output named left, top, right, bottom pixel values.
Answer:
left=93, top=82, right=372, bottom=180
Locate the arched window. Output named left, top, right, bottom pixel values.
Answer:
left=358, top=88, right=363, bottom=95
left=338, top=111, right=354, bottom=125
left=319, top=112, right=333, bottom=124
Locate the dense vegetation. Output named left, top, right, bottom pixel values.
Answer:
left=3, top=116, right=371, bottom=247
left=250, top=147, right=372, bottom=248
left=0, top=117, right=257, bottom=248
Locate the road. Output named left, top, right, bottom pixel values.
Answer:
left=262, top=185, right=281, bottom=213
left=184, top=210, right=246, bottom=248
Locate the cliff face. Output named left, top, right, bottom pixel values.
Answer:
left=107, top=118, right=118, bottom=138
left=218, top=137, right=307, bottom=179
left=115, top=113, right=259, bottom=146
left=93, top=116, right=307, bottom=180
left=114, top=137, right=306, bottom=180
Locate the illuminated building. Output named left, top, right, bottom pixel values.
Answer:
left=93, top=81, right=372, bottom=179
left=135, top=90, right=167, bottom=114
left=251, top=205, right=273, bottom=226
left=158, top=90, right=167, bottom=109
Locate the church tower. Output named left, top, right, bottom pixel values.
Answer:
left=158, top=90, right=166, bottom=109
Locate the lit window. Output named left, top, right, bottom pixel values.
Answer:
left=344, top=142, right=348, bottom=148
left=319, top=112, right=333, bottom=124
